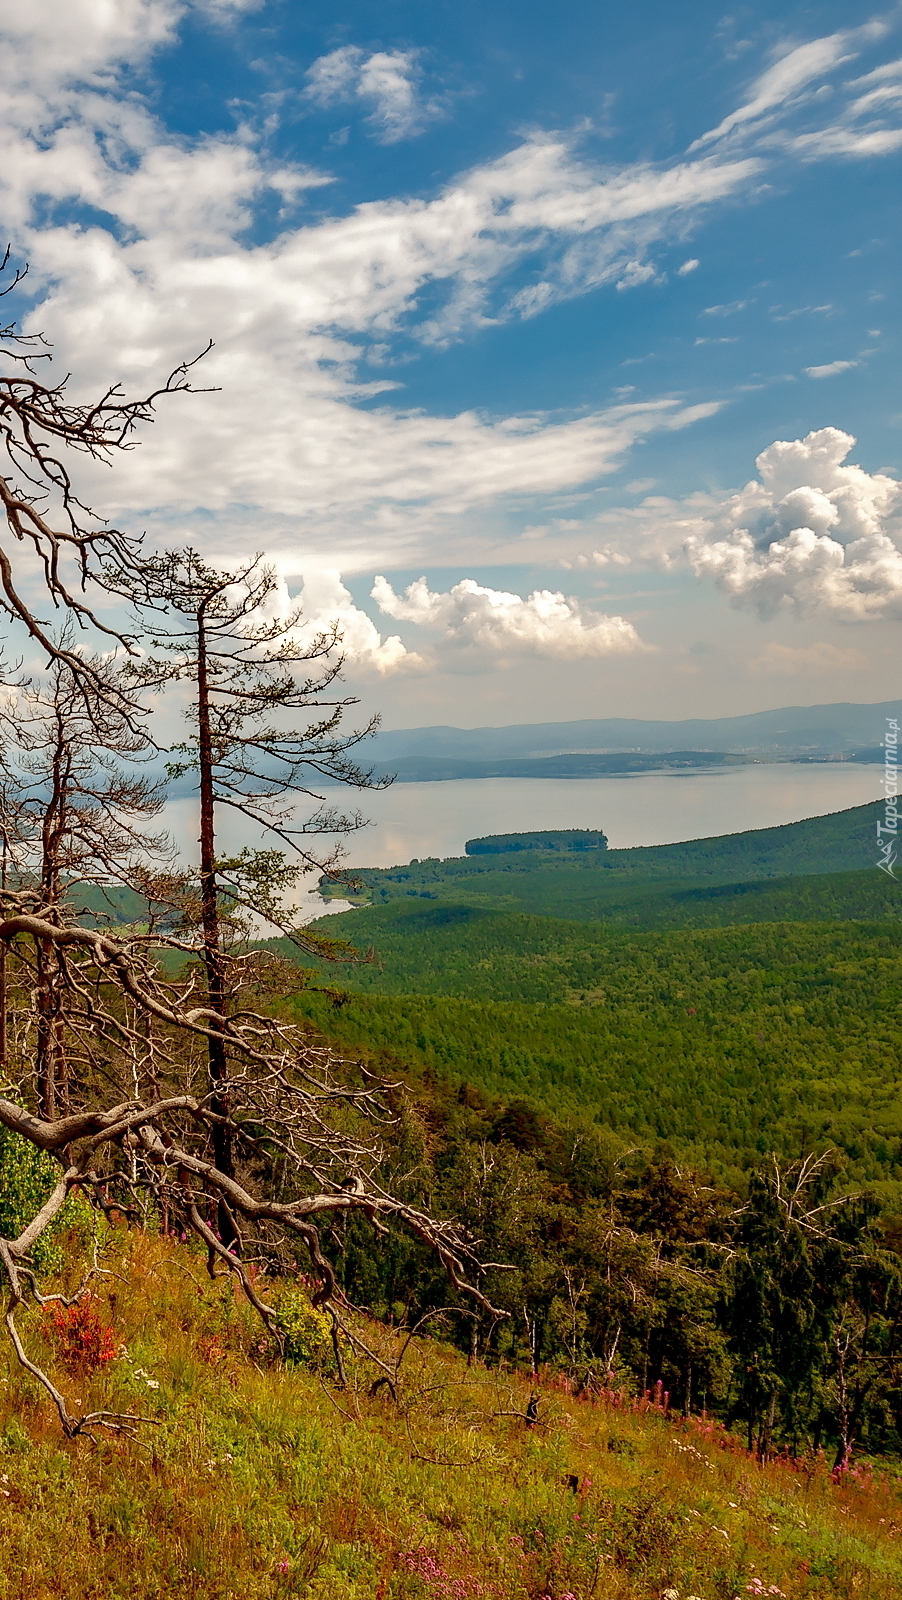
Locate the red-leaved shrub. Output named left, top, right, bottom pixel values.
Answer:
left=43, top=1295, right=117, bottom=1372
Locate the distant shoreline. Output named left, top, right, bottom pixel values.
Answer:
left=363, top=750, right=884, bottom=784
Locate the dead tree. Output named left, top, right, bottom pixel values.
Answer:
left=0, top=249, right=208, bottom=714
left=118, top=550, right=387, bottom=1241
left=0, top=654, right=173, bottom=1117
left=0, top=911, right=503, bottom=1439
left=0, top=265, right=494, bottom=1439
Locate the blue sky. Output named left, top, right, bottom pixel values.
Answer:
left=1, top=0, right=901, bottom=727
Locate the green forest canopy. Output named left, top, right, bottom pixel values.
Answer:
left=328, top=799, right=886, bottom=922
left=298, top=800, right=902, bottom=1199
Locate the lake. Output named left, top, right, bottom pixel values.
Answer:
left=164, top=761, right=882, bottom=919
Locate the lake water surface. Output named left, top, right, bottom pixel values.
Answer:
left=164, top=762, right=882, bottom=920
left=334, top=762, right=881, bottom=867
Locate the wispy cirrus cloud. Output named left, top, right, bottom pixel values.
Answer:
left=690, top=16, right=902, bottom=163
left=805, top=358, right=858, bottom=378
left=690, top=29, right=864, bottom=148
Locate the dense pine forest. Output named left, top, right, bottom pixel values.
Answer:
left=290, top=911, right=902, bottom=1193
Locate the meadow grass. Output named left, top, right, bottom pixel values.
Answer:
left=1, top=1227, right=901, bottom=1598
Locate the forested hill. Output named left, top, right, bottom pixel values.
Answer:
left=365, top=749, right=753, bottom=782
left=330, top=800, right=886, bottom=921
left=295, top=906, right=902, bottom=1198
left=300, top=798, right=902, bottom=1196
left=571, top=798, right=883, bottom=880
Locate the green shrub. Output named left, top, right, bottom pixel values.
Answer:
left=271, top=1284, right=333, bottom=1369
left=0, top=1127, right=90, bottom=1271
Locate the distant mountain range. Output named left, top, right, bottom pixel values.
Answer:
left=367, top=700, right=900, bottom=778
left=373, top=750, right=755, bottom=782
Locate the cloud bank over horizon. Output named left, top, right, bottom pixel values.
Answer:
left=289, top=428, right=901, bottom=676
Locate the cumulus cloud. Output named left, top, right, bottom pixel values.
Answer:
left=677, top=257, right=700, bottom=274
left=371, top=576, right=643, bottom=659
left=304, top=46, right=440, bottom=142
left=295, top=571, right=417, bottom=673
left=0, top=0, right=181, bottom=94
left=557, top=427, right=902, bottom=625
left=684, top=428, right=902, bottom=619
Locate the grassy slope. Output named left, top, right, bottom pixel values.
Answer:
left=3, top=1227, right=901, bottom=1600
left=290, top=908, right=902, bottom=1196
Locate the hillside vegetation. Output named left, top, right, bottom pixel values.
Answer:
left=2, top=1226, right=901, bottom=1600
left=332, top=802, right=885, bottom=923
left=292, top=909, right=902, bottom=1195
left=301, top=803, right=902, bottom=1194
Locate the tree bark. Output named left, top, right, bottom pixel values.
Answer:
left=196, top=606, right=238, bottom=1250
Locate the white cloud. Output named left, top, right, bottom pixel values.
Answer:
left=688, top=18, right=902, bottom=164
left=788, top=123, right=902, bottom=159
left=0, top=29, right=737, bottom=569
left=615, top=259, right=657, bottom=291
left=556, top=427, right=902, bottom=625
left=295, top=571, right=417, bottom=673
left=784, top=49, right=902, bottom=157
left=849, top=56, right=902, bottom=88
left=0, top=0, right=181, bottom=94
left=805, top=359, right=857, bottom=377
left=195, top=0, right=263, bottom=16
left=691, top=31, right=860, bottom=148
left=683, top=428, right=902, bottom=619
left=702, top=298, right=753, bottom=316
left=0, top=2, right=900, bottom=590
left=371, top=576, right=644, bottom=659
left=677, top=257, right=700, bottom=274
left=304, top=45, right=440, bottom=142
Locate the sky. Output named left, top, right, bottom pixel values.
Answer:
left=1, top=0, right=901, bottom=731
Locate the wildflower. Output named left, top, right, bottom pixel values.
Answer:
left=275, top=1559, right=290, bottom=1574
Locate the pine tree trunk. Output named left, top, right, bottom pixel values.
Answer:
left=196, top=607, right=238, bottom=1251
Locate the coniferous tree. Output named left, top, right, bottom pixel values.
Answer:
left=121, top=550, right=385, bottom=1237
left=0, top=655, right=171, bottom=1117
